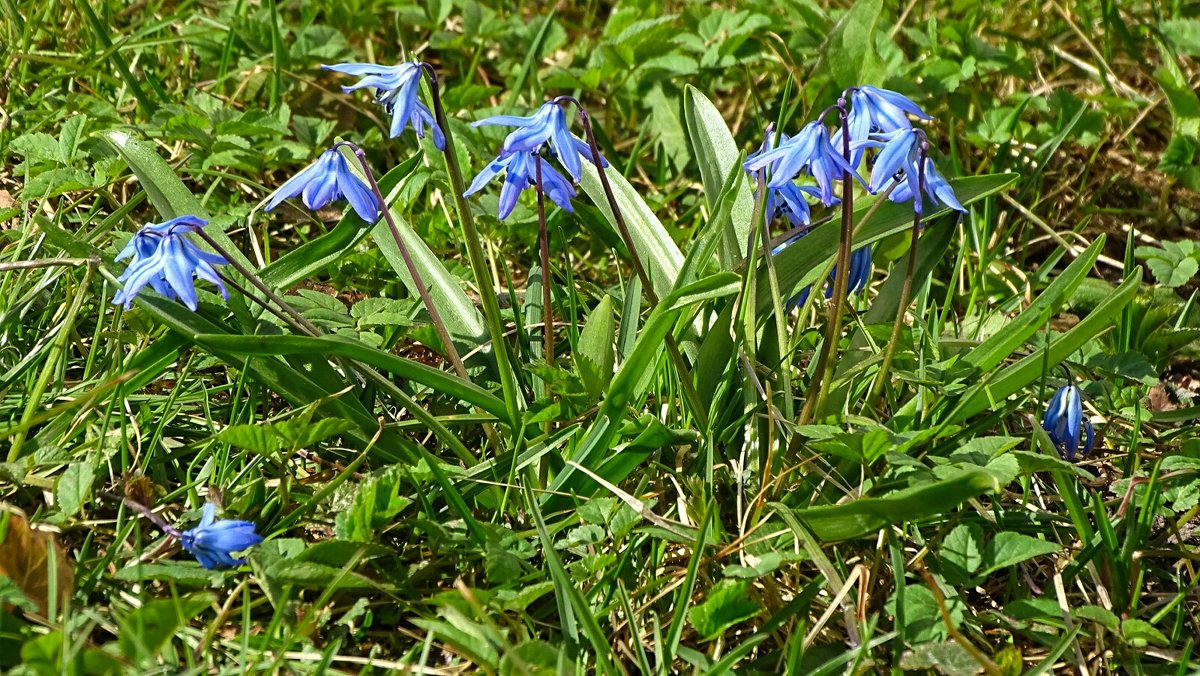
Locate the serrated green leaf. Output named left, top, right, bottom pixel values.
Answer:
left=940, top=523, right=983, bottom=584
left=688, top=579, right=761, bottom=640
left=824, top=0, right=885, bottom=90
left=55, top=463, right=95, bottom=518
left=899, top=641, right=983, bottom=676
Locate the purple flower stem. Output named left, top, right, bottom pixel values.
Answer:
left=801, top=99, right=856, bottom=424
left=560, top=97, right=710, bottom=430
left=866, top=145, right=928, bottom=410
left=336, top=141, right=469, bottom=382
left=417, top=63, right=522, bottom=420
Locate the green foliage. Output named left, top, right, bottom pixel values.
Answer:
left=3, top=0, right=1199, bottom=673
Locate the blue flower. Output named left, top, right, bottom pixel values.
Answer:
left=322, top=62, right=444, bottom=149
left=773, top=234, right=872, bottom=307
left=888, top=156, right=965, bottom=213
left=264, top=148, right=380, bottom=223
left=846, top=86, right=930, bottom=140
left=464, top=151, right=577, bottom=220
left=746, top=128, right=824, bottom=227
left=179, top=502, right=263, bottom=569
left=112, top=215, right=229, bottom=311
left=471, top=101, right=607, bottom=182
left=1042, top=384, right=1094, bottom=461
left=743, top=121, right=864, bottom=206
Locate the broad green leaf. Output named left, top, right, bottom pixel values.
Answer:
left=783, top=468, right=1002, bottom=542
left=114, top=563, right=227, bottom=586
left=194, top=333, right=512, bottom=427
left=683, top=85, right=753, bottom=268
left=899, top=641, right=982, bottom=676
left=1120, top=619, right=1169, bottom=648
left=580, top=162, right=685, bottom=303
left=55, top=462, right=94, bottom=518
left=688, top=579, right=761, bottom=640
left=978, top=532, right=1060, bottom=578
left=575, top=295, right=616, bottom=398
left=119, top=593, right=215, bottom=663
left=939, top=523, right=984, bottom=584
left=335, top=466, right=412, bottom=542
left=824, top=0, right=885, bottom=90
left=370, top=214, right=489, bottom=364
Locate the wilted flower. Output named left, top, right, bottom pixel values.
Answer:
left=1042, top=384, right=1094, bottom=461
left=464, top=151, right=577, bottom=220
left=774, top=234, right=873, bottom=306
left=112, top=215, right=228, bottom=311
left=179, top=502, right=263, bottom=569
left=322, top=62, right=444, bottom=149
left=264, top=148, right=380, bottom=223
left=471, top=101, right=607, bottom=183
left=743, top=121, right=863, bottom=206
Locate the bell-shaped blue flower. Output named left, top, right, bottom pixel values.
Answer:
left=322, top=62, right=444, bottom=149
left=464, top=151, right=577, bottom=220
left=773, top=234, right=872, bottom=307
left=888, top=156, right=965, bottom=213
left=179, top=502, right=263, bottom=569
left=743, top=121, right=864, bottom=207
left=1042, top=384, right=1094, bottom=461
left=264, top=148, right=380, bottom=223
left=746, top=128, right=825, bottom=227
left=112, top=215, right=229, bottom=311
left=471, top=101, right=607, bottom=183
left=846, top=86, right=930, bottom=140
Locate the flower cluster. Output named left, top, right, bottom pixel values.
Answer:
left=111, top=215, right=228, bottom=311
left=465, top=100, right=609, bottom=220
left=746, top=85, right=966, bottom=304
left=323, top=62, right=445, bottom=149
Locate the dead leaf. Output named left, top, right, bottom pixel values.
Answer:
left=0, top=508, right=74, bottom=617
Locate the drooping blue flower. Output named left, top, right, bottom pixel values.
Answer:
left=773, top=233, right=873, bottom=307
left=846, top=86, right=930, bottom=141
left=1042, top=384, right=1094, bottom=461
left=471, top=101, right=607, bottom=182
left=179, top=502, right=263, bottom=569
left=746, top=128, right=825, bottom=227
left=322, top=62, right=445, bottom=149
left=888, top=156, right=965, bottom=213
left=860, top=129, right=965, bottom=214
left=112, top=215, right=229, bottom=311
left=464, top=151, right=577, bottom=220
left=264, top=148, right=380, bottom=223
left=743, top=121, right=864, bottom=206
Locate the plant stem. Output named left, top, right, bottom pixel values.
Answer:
left=799, top=101, right=854, bottom=424
left=534, top=155, right=554, bottom=396
left=340, top=143, right=469, bottom=382
left=194, top=229, right=323, bottom=338
left=421, top=63, right=523, bottom=422
left=865, top=147, right=928, bottom=411
left=566, top=99, right=710, bottom=430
